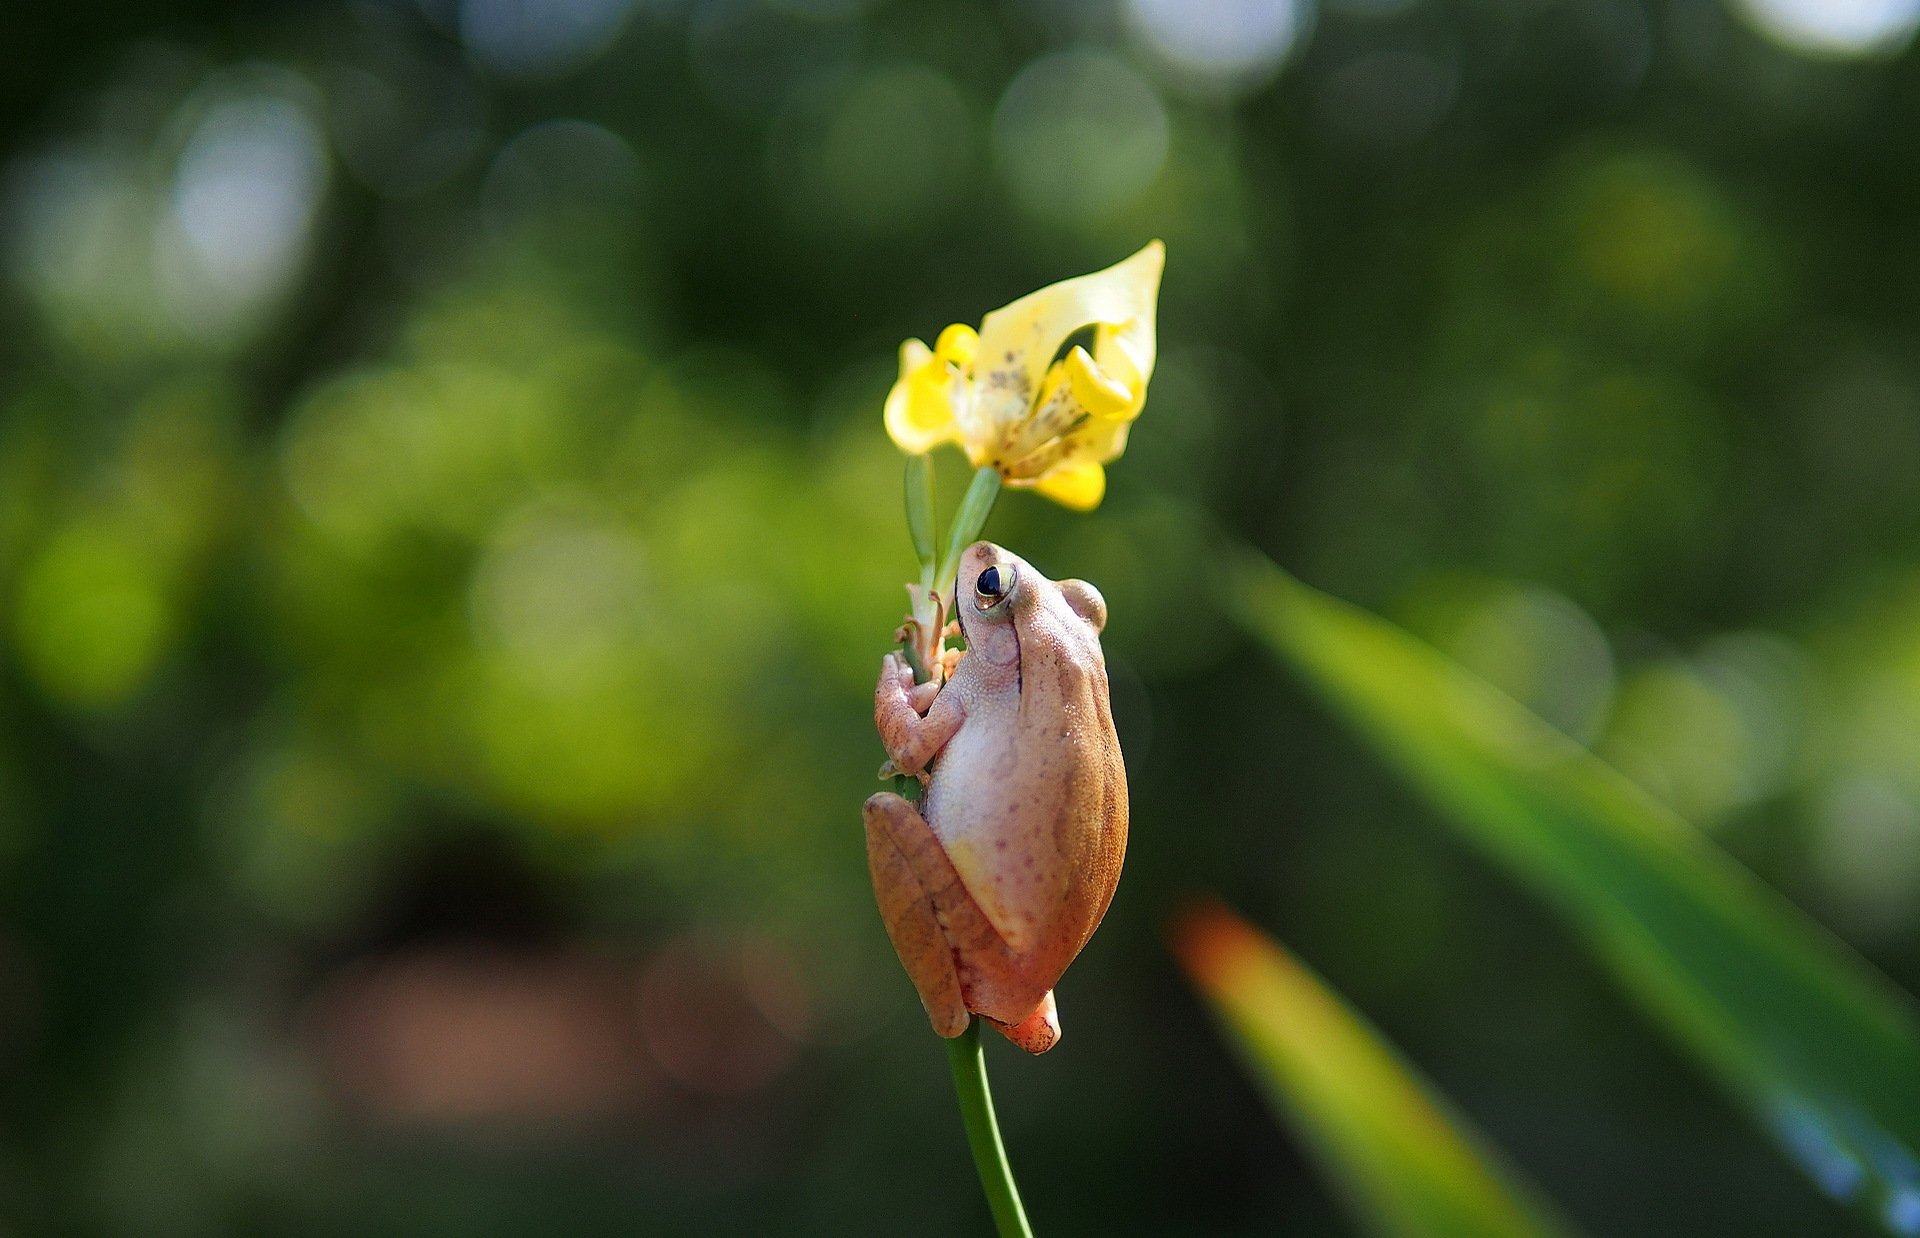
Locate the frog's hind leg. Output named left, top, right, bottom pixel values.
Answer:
left=866, top=792, right=1057, bottom=1048
left=864, top=792, right=970, bottom=1038
left=984, top=990, right=1060, bottom=1055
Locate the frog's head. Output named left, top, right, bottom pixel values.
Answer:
left=956, top=542, right=1107, bottom=668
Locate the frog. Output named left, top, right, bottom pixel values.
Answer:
left=864, top=541, right=1128, bottom=1054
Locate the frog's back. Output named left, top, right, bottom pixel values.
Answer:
left=1016, top=621, right=1127, bottom=962
left=927, top=605, right=1127, bottom=963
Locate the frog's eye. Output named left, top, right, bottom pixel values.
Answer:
left=975, top=563, right=1013, bottom=607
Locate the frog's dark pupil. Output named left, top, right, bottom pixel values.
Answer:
left=978, top=566, right=1002, bottom=597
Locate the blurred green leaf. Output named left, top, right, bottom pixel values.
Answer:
left=1173, top=899, right=1577, bottom=1238
left=1225, top=548, right=1920, bottom=1232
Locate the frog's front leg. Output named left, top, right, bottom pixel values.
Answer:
left=874, top=652, right=964, bottom=774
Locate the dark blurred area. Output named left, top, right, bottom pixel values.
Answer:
left=2, top=0, right=1918, bottom=1233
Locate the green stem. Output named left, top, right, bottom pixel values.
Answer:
left=946, top=1020, right=1035, bottom=1238
left=935, top=466, right=1004, bottom=598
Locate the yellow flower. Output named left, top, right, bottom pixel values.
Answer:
left=884, top=241, right=1164, bottom=511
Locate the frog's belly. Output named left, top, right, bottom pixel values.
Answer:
left=923, top=721, right=1024, bottom=847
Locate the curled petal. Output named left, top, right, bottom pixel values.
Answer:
left=974, top=241, right=1163, bottom=439
left=1083, top=241, right=1161, bottom=421
left=1065, top=345, right=1136, bottom=421
left=883, top=338, right=962, bottom=455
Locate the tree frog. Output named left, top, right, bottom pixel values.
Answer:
left=865, top=541, right=1128, bottom=1054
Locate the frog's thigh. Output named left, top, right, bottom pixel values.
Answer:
left=867, top=794, right=1008, bottom=968
left=864, top=793, right=969, bottom=1038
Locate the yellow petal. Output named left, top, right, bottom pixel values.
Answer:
left=1026, top=461, right=1107, bottom=511
left=1064, top=345, right=1135, bottom=420
left=934, top=322, right=978, bottom=367
left=1086, top=240, right=1162, bottom=420
left=973, top=240, right=1164, bottom=439
left=899, top=336, right=933, bottom=371
left=883, top=338, right=961, bottom=455
left=1002, top=393, right=1133, bottom=481
left=1000, top=359, right=1079, bottom=464
left=1062, top=415, right=1132, bottom=467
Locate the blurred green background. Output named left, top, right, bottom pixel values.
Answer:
left=4, top=0, right=1920, bottom=1233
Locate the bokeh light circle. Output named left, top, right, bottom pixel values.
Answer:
left=769, top=64, right=971, bottom=236
left=1125, top=0, right=1310, bottom=94
left=459, top=0, right=637, bottom=78
left=1731, top=0, right=1920, bottom=58
left=162, top=90, right=328, bottom=338
left=481, top=119, right=640, bottom=227
left=992, top=50, right=1170, bottom=225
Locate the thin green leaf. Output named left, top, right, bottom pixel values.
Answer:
left=904, top=453, right=936, bottom=572
left=1173, top=900, right=1579, bottom=1238
left=1224, top=548, right=1920, bottom=1234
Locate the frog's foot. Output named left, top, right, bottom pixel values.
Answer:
left=863, top=792, right=969, bottom=1039
left=985, top=990, right=1060, bottom=1055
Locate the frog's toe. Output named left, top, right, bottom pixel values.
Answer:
left=986, top=990, right=1060, bottom=1055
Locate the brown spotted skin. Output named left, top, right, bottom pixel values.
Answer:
left=866, top=542, right=1127, bottom=1054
